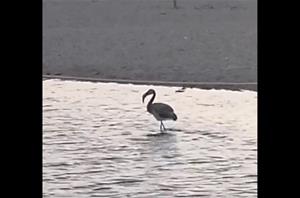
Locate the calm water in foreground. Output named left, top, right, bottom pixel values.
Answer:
left=43, top=79, right=257, bottom=197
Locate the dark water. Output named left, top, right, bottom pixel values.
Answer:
left=43, top=79, right=257, bottom=197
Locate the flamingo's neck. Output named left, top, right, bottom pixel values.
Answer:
left=147, top=92, right=156, bottom=112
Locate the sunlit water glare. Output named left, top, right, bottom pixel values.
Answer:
left=43, top=79, right=257, bottom=197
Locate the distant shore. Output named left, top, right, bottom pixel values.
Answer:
left=43, top=75, right=257, bottom=91
left=43, top=0, right=257, bottom=90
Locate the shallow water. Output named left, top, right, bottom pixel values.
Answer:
left=43, top=79, right=257, bottom=197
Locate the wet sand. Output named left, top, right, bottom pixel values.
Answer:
left=43, top=0, right=257, bottom=88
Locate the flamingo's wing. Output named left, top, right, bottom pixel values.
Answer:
left=152, top=103, right=177, bottom=120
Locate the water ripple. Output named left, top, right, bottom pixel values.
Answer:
left=43, top=79, right=257, bottom=197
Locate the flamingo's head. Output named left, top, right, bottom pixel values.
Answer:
left=142, top=89, right=155, bottom=103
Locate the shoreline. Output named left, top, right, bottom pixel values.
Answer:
left=43, top=75, right=257, bottom=91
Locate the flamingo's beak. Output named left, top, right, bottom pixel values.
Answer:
left=142, top=93, right=147, bottom=103
left=142, top=91, right=151, bottom=103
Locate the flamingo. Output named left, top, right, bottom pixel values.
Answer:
left=142, top=89, right=177, bottom=132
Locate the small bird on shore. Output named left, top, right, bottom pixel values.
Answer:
left=175, top=87, right=186, bottom=93
left=142, top=89, right=177, bottom=132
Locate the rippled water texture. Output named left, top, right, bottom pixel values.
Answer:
left=43, top=79, right=257, bottom=197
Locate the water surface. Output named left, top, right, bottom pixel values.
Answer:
left=43, top=79, right=257, bottom=197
